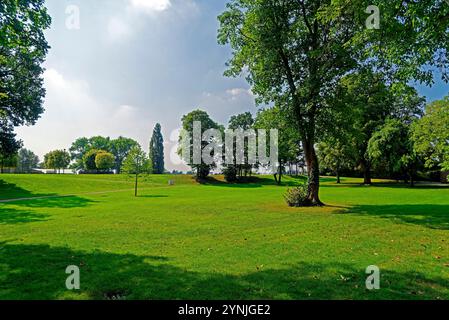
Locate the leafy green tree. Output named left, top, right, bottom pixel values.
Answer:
left=333, top=73, right=425, bottom=184
left=69, top=137, right=90, bottom=169
left=70, top=136, right=138, bottom=171
left=227, top=112, right=255, bottom=179
left=254, top=106, right=301, bottom=185
left=0, top=122, right=21, bottom=173
left=17, top=148, right=39, bottom=173
left=368, top=118, right=419, bottom=187
left=0, top=0, right=51, bottom=152
left=179, top=110, right=223, bottom=180
left=95, top=152, right=115, bottom=172
left=218, top=0, right=449, bottom=205
left=121, top=146, right=150, bottom=197
left=83, top=149, right=104, bottom=171
left=110, top=137, right=139, bottom=173
left=412, top=96, right=449, bottom=172
left=44, top=150, right=70, bottom=173
left=317, top=140, right=355, bottom=184
left=89, top=136, right=111, bottom=152
left=149, top=123, right=165, bottom=174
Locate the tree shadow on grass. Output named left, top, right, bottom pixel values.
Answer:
left=198, top=176, right=305, bottom=188
left=0, top=196, right=96, bottom=225
left=0, top=242, right=447, bottom=300
left=15, top=196, right=97, bottom=209
left=0, top=208, right=49, bottom=225
left=0, top=180, right=56, bottom=201
left=339, top=204, right=449, bottom=230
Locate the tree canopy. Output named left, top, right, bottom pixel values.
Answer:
left=179, top=109, right=223, bottom=180
left=412, top=95, right=449, bottom=172
left=0, top=0, right=51, bottom=159
left=44, top=150, right=70, bottom=173
left=218, top=0, right=449, bottom=205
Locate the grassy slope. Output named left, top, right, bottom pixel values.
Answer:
left=0, top=174, right=448, bottom=300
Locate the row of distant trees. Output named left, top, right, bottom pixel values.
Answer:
left=179, top=91, right=449, bottom=187
left=0, top=124, right=166, bottom=175
left=179, top=108, right=303, bottom=184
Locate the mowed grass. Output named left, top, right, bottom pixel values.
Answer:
left=0, top=174, right=448, bottom=300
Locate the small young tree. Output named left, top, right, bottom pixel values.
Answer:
left=95, top=152, right=115, bottom=172
left=121, top=146, right=150, bottom=197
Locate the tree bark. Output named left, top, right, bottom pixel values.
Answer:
left=336, top=170, right=341, bottom=184
left=362, top=161, right=372, bottom=185
left=274, top=161, right=282, bottom=185
left=134, top=173, right=138, bottom=197
left=303, top=140, right=323, bottom=206
left=409, top=170, right=414, bottom=188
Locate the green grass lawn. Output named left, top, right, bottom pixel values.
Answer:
left=0, top=174, right=448, bottom=300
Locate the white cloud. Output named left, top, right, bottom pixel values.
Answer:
left=226, top=88, right=254, bottom=101
left=16, top=69, right=148, bottom=160
left=129, top=0, right=171, bottom=13
left=107, top=17, right=132, bottom=41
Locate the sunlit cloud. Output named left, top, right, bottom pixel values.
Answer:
left=128, top=0, right=171, bottom=13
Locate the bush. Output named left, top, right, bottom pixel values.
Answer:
left=284, top=183, right=309, bottom=207
left=223, top=165, right=237, bottom=182
left=83, top=149, right=101, bottom=170
left=95, top=152, right=115, bottom=171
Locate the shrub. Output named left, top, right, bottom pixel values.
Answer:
left=284, top=183, right=309, bottom=207
left=223, top=165, right=237, bottom=182
left=95, top=152, right=115, bottom=171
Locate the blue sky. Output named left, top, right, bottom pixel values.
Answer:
left=16, top=0, right=448, bottom=171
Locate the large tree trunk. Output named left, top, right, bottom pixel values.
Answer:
left=336, top=169, right=341, bottom=184
left=362, top=160, right=372, bottom=185
left=303, top=140, right=323, bottom=206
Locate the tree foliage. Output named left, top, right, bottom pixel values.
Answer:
left=17, top=148, right=39, bottom=173
left=412, top=96, right=449, bottom=172
left=179, top=109, right=223, bottom=180
left=149, top=123, right=165, bottom=174
left=95, top=151, right=115, bottom=171
left=0, top=0, right=51, bottom=153
left=227, top=111, right=255, bottom=180
left=70, top=136, right=138, bottom=172
left=368, top=118, right=419, bottom=186
left=218, top=0, right=449, bottom=205
left=44, top=150, right=70, bottom=173
left=83, top=149, right=103, bottom=171
left=254, top=106, right=301, bottom=184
